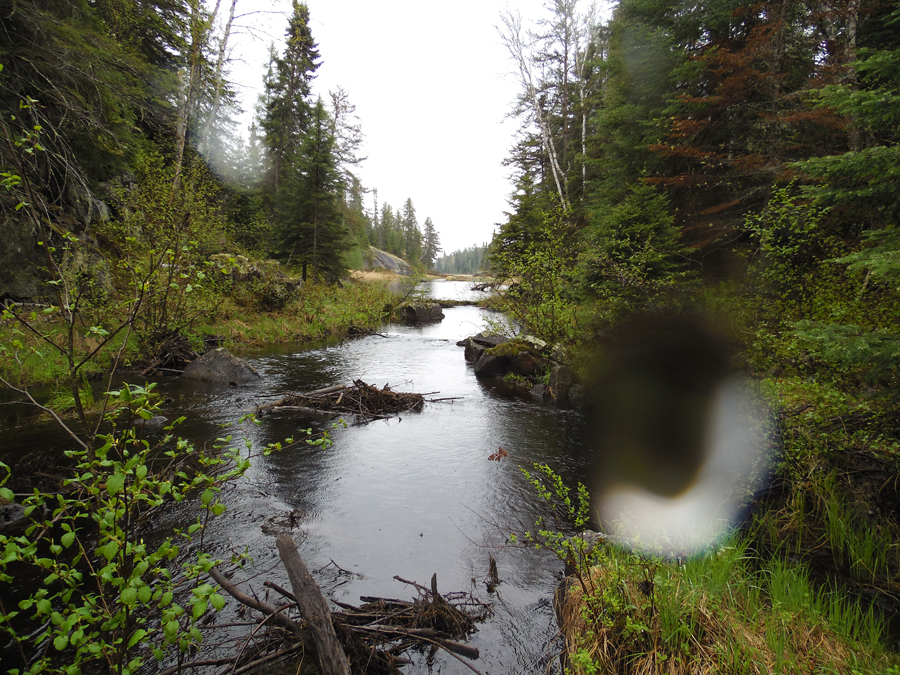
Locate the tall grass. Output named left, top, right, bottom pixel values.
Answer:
left=561, top=535, right=897, bottom=675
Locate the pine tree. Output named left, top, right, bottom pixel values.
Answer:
left=401, top=198, right=421, bottom=263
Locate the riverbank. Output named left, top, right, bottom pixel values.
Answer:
left=0, top=277, right=396, bottom=389
left=552, top=361, right=900, bottom=674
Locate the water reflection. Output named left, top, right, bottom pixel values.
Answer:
left=0, top=282, right=588, bottom=674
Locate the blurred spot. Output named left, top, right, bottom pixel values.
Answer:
left=586, top=314, right=774, bottom=555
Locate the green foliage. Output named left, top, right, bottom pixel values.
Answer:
left=579, top=182, right=691, bottom=323
left=745, top=183, right=835, bottom=318
left=0, top=384, right=332, bottom=674
left=491, top=204, right=584, bottom=345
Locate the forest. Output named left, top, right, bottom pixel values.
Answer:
left=1, top=0, right=900, bottom=672
left=487, top=0, right=900, bottom=672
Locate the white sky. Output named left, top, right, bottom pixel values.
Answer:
left=228, top=0, right=548, bottom=255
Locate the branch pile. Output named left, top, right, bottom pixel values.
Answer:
left=204, top=534, right=490, bottom=675
left=264, top=380, right=425, bottom=421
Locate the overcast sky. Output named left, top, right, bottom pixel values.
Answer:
left=228, top=0, right=549, bottom=255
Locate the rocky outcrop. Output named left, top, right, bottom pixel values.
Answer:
left=209, top=254, right=303, bottom=309
left=0, top=210, right=44, bottom=302
left=459, top=332, right=583, bottom=406
left=398, top=302, right=444, bottom=324
left=365, top=247, right=413, bottom=276
left=181, top=347, right=262, bottom=386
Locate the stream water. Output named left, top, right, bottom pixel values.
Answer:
left=2, top=280, right=592, bottom=674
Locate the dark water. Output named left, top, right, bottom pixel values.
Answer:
left=2, top=281, right=592, bottom=674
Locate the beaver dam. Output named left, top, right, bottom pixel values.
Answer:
left=257, top=380, right=435, bottom=422
left=202, top=533, right=489, bottom=675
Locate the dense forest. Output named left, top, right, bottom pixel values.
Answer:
left=433, top=244, right=490, bottom=275
left=488, top=0, right=900, bottom=672
left=0, top=0, right=441, bottom=303
left=3, top=0, right=900, bottom=673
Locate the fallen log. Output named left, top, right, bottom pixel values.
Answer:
left=276, top=533, right=351, bottom=675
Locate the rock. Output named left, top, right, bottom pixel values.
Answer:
left=530, top=383, right=549, bottom=400
left=366, top=247, right=414, bottom=275
left=0, top=210, right=43, bottom=302
left=509, top=350, right=539, bottom=377
left=463, top=338, right=485, bottom=364
left=550, top=365, right=574, bottom=401
left=0, top=503, right=29, bottom=535
left=399, top=302, right=444, bottom=324
left=519, top=334, right=549, bottom=353
left=181, top=348, right=262, bottom=386
left=473, top=350, right=512, bottom=378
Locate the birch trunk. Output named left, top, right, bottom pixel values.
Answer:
left=197, top=0, right=238, bottom=159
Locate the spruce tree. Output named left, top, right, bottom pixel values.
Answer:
left=277, top=99, right=347, bottom=281
left=260, top=1, right=320, bottom=194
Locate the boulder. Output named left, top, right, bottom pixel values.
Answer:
left=181, top=348, right=262, bottom=386
left=399, top=302, right=444, bottom=324
left=366, top=247, right=414, bottom=276
left=0, top=503, right=29, bottom=535
left=473, top=350, right=512, bottom=378
left=550, top=365, right=574, bottom=401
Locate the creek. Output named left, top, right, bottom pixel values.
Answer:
left=1, top=280, right=592, bottom=674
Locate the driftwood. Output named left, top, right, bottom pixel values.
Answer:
left=276, top=533, right=351, bottom=675
left=208, top=543, right=489, bottom=675
left=258, top=380, right=425, bottom=421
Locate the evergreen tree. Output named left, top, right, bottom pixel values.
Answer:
left=401, top=198, right=421, bottom=263
left=277, top=98, right=347, bottom=281
left=421, top=217, right=441, bottom=268
left=259, top=1, right=320, bottom=194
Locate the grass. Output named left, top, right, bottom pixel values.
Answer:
left=1, top=277, right=396, bottom=393
left=560, top=537, right=898, bottom=675
left=559, top=368, right=900, bottom=675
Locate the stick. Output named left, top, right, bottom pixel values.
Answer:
left=350, top=626, right=482, bottom=670
left=208, top=567, right=311, bottom=647
left=392, top=575, right=431, bottom=594
left=275, top=533, right=351, bottom=675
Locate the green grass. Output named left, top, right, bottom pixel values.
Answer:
left=561, top=535, right=897, bottom=675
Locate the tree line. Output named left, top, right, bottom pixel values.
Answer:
left=490, top=0, right=900, bottom=362
left=0, top=0, right=443, bottom=299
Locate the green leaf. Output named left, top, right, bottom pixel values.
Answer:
left=53, top=634, right=68, bottom=651
left=191, top=599, right=205, bottom=620
left=121, top=587, right=137, bottom=606
left=210, top=593, right=226, bottom=612
left=164, top=619, right=179, bottom=643
left=127, top=629, right=148, bottom=649
left=60, top=531, right=76, bottom=548
left=200, top=490, right=214, bottom=506
left=138, top=585, right=152, bottom=604
left=106, top=473, right=125, bottom=497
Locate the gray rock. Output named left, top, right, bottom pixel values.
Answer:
left=0, top=503, right=29, bottom=534
left=181, top=348, right=262, bottom=386
left=366, top=247, right=414, bottom=275
left=473, top=351, right=512, bottom=378
left=530, top=383, right=549, bottom=400
left=399, top=302, right=444, bottom=324
left=471, top=333, right=507, bottom=348
left=463, top=338, right=486, bottom=363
